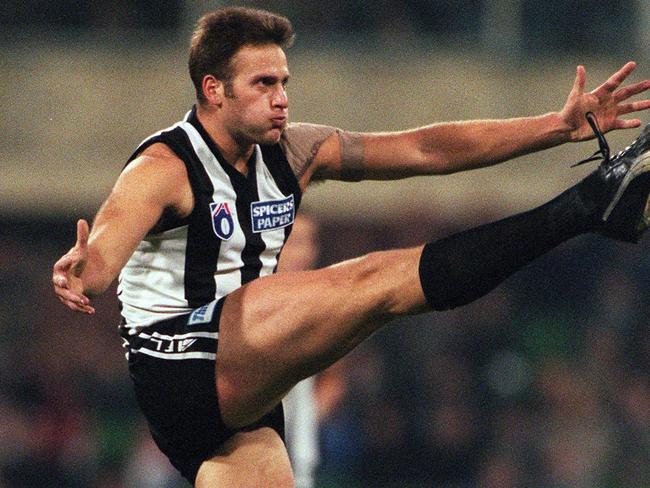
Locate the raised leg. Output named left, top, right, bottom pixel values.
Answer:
left=215, top=179, right=596, bottom=428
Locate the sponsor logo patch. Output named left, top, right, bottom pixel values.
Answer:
left=210, top=202, right=235, bottom=240
left=250, top=194, right=295, bottom=233
left=187, top=301, right=217, bottom=325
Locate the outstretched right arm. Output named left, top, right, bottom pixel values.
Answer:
left=52, top=144, right=192, bottom=314
left=299, top=62, right=650, bottom=184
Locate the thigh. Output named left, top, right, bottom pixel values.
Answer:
left=216, top=247, right=424, bottom=427
left=195, top=427, right=294, bottom=488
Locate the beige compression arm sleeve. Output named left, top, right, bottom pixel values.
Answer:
left=280, top=123, right=365, bottom=181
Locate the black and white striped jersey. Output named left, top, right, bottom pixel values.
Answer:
left=118, top=106, right=331, bottom=331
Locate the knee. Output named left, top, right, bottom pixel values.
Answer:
left=344, top=251, right=387, bottom=289
left=344, top=250, right=419, bottom=315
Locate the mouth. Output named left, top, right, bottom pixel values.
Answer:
left=270, top=115, right=287, bottom=128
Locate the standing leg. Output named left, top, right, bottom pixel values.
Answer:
left=284, top=377, right=319, bottom=488
left=280, top=212, right=323, bottom=488
left=195, top=428, right=293, bottom=488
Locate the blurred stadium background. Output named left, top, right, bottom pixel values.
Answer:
left=2, top=1, right=650, bottom=487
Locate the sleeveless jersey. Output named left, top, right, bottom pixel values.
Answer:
left=118, top=107, right=302, bottom=330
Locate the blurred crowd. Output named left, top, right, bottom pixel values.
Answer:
left=0, top=0, right=639, bottom=56
left=1, top=213, right=648, bottom=487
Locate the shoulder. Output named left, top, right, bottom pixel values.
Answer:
left=281, top=123, right=340, bottom=161
left=282, top=122, right=340, bottom=142
left=279, top=123, right=340, bottom=183
left=125, top=142, right=188, bottom=180
left=116, top=142, right=192, bottom=214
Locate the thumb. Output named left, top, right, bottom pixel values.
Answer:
left=573, top=65, right=586, bottom=94
left=76, top=219, right=90, bottom=250
left=53, top=253, right=76, bottom=283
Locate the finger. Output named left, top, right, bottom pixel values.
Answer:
left=52, top=253, right=82, bottom=286
left=617, top=99, right=650, bottom=116
left=79, top=302, right=96, bottom=315
left=55, top=288, right=93, bottom=310
left=614, top=118, right=642, bottom=130
left=81, top=304, right=96, bottom=315
left=57, top=295, right=83, bottom=312
left=595, top=61, right=636, bottom=95
left=573, top=65, right=586, bottom=94
left=54, top=253, right=75, bottom=267
left=53, top=253, right=76, bottom=272
left=52, top=272, right=69, bottom=289
left=54, top=285, right=91, bottom=306
left=76, top=219, right=90, bottom=249
left=57, top=296, right=95, bottom=314
left=614, top=80, right=650, bottom=102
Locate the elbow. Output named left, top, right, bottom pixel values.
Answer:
left=418, top=150, right=456, bottom=175
left=413, top=140, right=455, bottom=175
left=422, top=151, right=482, bottom=175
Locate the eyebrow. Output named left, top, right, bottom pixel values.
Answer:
left=253, top=73, right=290, bottom=84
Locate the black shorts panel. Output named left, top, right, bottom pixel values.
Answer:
left=121, top=301, right=285, bottom=485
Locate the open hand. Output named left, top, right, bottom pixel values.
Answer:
left=560, top=62, right=650, bottom=141
left=52, top=219, right=95, bottom=314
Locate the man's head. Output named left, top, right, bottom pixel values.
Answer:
left=189, top=7, right=294, bottom=103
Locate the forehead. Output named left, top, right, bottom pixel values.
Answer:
left=230, top=44, right=289, bottom=79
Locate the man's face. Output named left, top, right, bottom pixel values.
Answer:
left=221, top=43, right=290, bottom=146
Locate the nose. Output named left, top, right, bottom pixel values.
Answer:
left=272, top=85, right=288, bottom=109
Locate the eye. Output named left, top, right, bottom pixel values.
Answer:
left=258, top=77, right=275, bottom=86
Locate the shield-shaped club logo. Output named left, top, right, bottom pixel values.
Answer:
left=210, top=202, right=235, bottom=240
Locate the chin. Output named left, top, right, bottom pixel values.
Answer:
left=261, top=128, right=283, bottom=144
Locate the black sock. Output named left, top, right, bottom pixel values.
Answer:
left=419, top=172, right=603, bottom=310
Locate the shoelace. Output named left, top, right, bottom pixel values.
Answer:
left=571, top=112, right=611, bottom=167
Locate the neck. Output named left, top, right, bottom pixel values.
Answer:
left=195, top=104, right=254, bottom=172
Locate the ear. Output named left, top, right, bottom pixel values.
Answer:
left=202, top=75, right=224, bottom=106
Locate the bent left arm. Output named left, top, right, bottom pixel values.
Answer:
left=309, top=62, right=650, bottom=182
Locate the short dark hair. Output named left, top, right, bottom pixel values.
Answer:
left=189, top=7, right=295, bottom=103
